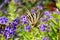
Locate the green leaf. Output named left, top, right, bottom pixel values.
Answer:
left=8, top=0, right=17, bottom=21
left=58, top=15, right=60, bottom=19
left=52, top=13, right=58, bottom=18
left=0, top=13, right=3, bottom=17
left=50, top=25, right=57, bottom=36
left=51, top=19, right=57, bottom=26
left=56, top=3, right=60, bottom=9
left=48, top=33, right=53, bottom=40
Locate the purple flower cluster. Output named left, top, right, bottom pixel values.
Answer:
left=0, top=17, right=20, bottom=39
left=39, top=24, right=50, bottom=32
left=4, top=26, right=15, bottom=39
left=20, top=15, right=31, bottom=32
left=0, top=16, right=8, bottom=34
left=20, top=15, right=28, bottom=24
left=4, top=18, right=20, bottom=39
left=44, top=11, right=53, bottom=19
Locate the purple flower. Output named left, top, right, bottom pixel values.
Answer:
left=0, top=16, right=8, bottom=34
left=44, top=11, right=52, bottom=19
left=0, top=16, right=8, bottom=24
left=37, top=5, right=43, bottom=10
left=22, top=20, right=28, bottom=24
left=5, top=26, right=15, bottom=33
left=22, top=18, right=27, bottom=21
left=4, top=25, right=16, bottom=39
left=4, top=30, right=10, bottom=39
left=11, top=23, right=17, bottom=27
left=44, top=11, right=51, bottom=16
left=24, top=26, right=31, bottom=32
left=31, top=9, right=36, bottom=13
left=21, top=15, right=27, bottom=19
left=20, top=15, right=28, bottom=24
left=11, top=18, right=20, bottom=27
left=54, top=11, right=60, bottom=14
left=2, top=18, right=19, bottom=39
left=13, top=18, right=20, bottom=24
left=57, top=11, right=60, bottom=14
left=9, top=29, right=15, bottom=35
left=39, top=24, right=46, bottom=31
left=5, top=26, right=10, bottom=31
left=46, top=15, right=52, bottom=19
left=41, top=18, right=47, bottom=22
left=42, top=36, right=50, bottom=40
